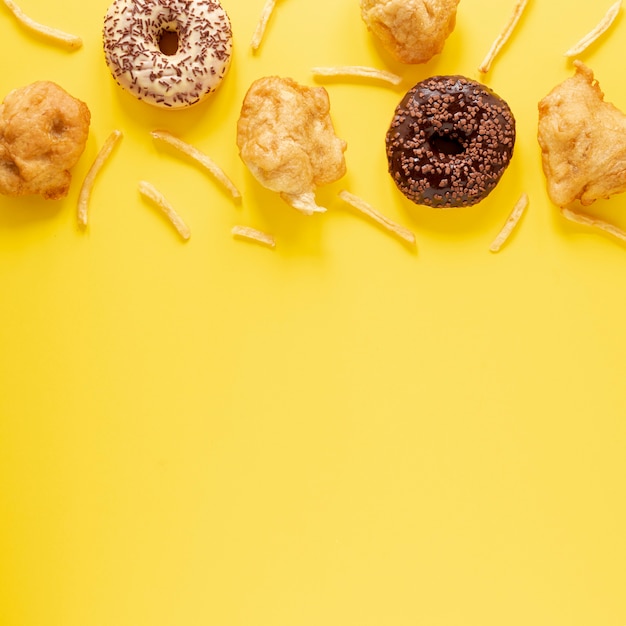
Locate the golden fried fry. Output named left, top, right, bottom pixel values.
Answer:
left=338, top=190, right=416, bottom=246
left=478, top=0, right=529, bottom=74
left=564, top=0, right=622, bottom=57
left=561, top=207, right=626, bottom=243
left=311, top=66, right=402, bottom=86
left=78, top=130, right=123, bottom=227
left=138, top=181, right=191, bottom=240
left=232, top=225, right=276, bottom=248
left=236, top=76, right=347, bottom=215
left=151, top=130, right=241, bottom=199
left=0, top=81, right=90, bottom=200
left=489, top=193, right=529, bottom=252
left=360, top=0, right=459, bottom=64
left=250, top=0, right=277, bottom=52
left=538, top=61, right=626, bottom=207
left=2, top=0, right=82, bottom=49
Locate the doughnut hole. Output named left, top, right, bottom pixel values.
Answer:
left=429, top=129, right=466, bottom=157
left=158, top=29, right=179, bottom=55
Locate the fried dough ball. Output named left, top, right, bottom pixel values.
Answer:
left=538, top=61, right=626, bottom=207
left=0, top=81, right=90, bottom=200
left=360, top=0, right=460, bottom=64
left=236, top=76, right=347, bottom=214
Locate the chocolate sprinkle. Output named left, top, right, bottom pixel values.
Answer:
left=103, top=0, right=232, bottom=109
left=386, top=76, right=516, bottom=208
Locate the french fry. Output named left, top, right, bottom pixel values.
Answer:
left=138, top=181, right=191, bottom=241
left=338, top=190, right=416, bottom=246
left=2, top=0, right=82, bottom=49
left=561, top=207, right=626, bottom=243
left=151, top=130, right=241, bottom=200
left=478, top=0, right=529, bottom=74
left=77, top=130, right=123, bottom=227
left=489, top=193, right=529, bottom=252
left=311, top=66, right=402, bottom=86
left=250, top=0, right=277, bottom=51
left=232, top=225, right=276, bottom=248
left=564, top=0, right=622, bottom=57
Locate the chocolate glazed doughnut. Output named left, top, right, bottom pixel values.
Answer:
left=386, top=76, right=516, bottom=208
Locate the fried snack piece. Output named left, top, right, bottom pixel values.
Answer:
left=0, top=81, right=90, bottom=200
left=360, top=0, right=459, bottom=64
left=538, top=62, right=626, bottom=207
left=237, top=76, right=347, bottom=215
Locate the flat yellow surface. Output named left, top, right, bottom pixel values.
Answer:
left=1, top=0, right=626, bottom=624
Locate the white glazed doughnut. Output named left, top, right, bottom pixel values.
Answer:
left=103, top=0, right=233, bottom=109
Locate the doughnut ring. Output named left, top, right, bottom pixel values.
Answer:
left=386, top=75, right=516, bottom=208
left=103, top=0, right=233, bottom=109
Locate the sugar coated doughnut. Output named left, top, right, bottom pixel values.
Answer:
left=386, top=75, right=516, bottom=208
left=103, top=0, right=233, bottom=109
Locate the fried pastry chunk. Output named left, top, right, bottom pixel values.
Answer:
left=538, top=61, right=626, bottom=207
left=360, top=0, right=460, bottom=64
left=0, top=81, right=90, bottom=200
left=236, top=76, right=347, bottom=214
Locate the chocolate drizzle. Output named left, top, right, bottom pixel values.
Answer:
left=386, top=76, right=516, bottom=208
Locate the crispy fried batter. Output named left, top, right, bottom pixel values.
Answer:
left=538, top=62, right=626, bottom=207
left=360, top=0, right=459, bottom=64
left=0, top=81, right=90, bottom=200
left=236, top=76, right=347, bottom=214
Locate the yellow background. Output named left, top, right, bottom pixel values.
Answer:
left=1, top=0, right=626, bottom=624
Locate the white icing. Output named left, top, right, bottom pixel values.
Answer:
left=103, top=0, right=232, bottom=109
